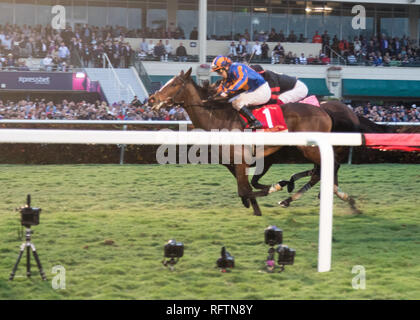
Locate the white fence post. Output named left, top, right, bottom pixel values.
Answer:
left=311, top=138, right=335, bottom=272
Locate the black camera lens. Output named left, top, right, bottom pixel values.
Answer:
left=276, top=245, right=296, bottom=266
left=217, top=247, right=235, bottom=269
left=264, top=225, right=283, bottom=246
left=164, top=239, right=184, bottom=258
left=19, top=194, right=41, bottom=227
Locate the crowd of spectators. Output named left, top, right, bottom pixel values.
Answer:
left=136, top=38, right=189, bottom=62
left=314, top=31, right=420, bottom=67
left=2, top=21, right=420, bottom=69
left=0, top=23, right=137, bottom=70
left=226, top=39, right=331, bottom=65
left=351, top=102, right=420, bottom=122
left=0, top=97, right=189, bottom=121
left=0, top=22, right=194, bottom=69
left=1, top=96, right=419, bottom=123
left=227, top=28, right=420, bottom=66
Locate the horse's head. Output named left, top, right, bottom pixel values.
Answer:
left=148, top=68, right=193, bottom=111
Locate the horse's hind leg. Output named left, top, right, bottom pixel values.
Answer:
left=332, top=164, right=362, bottom=214
left=279, top=166, right=321, bottom=208
left=286, top=168, right=315, bottom=193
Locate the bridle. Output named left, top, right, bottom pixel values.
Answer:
left=151, top=74, right=219, bottom=110
left=170, top=76, right=187, bottom=105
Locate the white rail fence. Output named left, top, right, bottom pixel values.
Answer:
left=0, top=128, right=364, bottom=272
left=1, top=120, right=417, bottom=165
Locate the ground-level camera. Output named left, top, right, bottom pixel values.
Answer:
left=264, top=225, right=295, bottom=272
left=9, top=195, right=46, bottom=281
left=276, top=245, right=296, bottom=271
left=17, top=194, right=41, bottom=228
left=216, top=246, right=235, bottom=272
left=162, top=239, right=184, bottom=270
left=265, top=225, right=283, bottom=247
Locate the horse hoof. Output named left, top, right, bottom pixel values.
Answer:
left=279, top=180, right=289, bottom=188
left=278, top=200, right=290, bottom=208
left=348, top=197, right=362, bottom=214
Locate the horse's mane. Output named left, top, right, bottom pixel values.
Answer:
left=186, top=77, right=233, bottom=110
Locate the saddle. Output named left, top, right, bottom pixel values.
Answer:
left=241, top=95, right=321, bottom=131
left=205, top=93, right=320, bottom=132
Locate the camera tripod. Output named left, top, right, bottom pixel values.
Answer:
left=266, top=247, right=285, bottom=273
left=162, top=257, right=179, bottom=271
left=9, top=227, right=47, bottom=281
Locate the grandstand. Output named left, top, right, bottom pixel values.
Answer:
left=1, top=0, right=420, bottom=105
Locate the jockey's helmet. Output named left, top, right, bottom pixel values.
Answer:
left=211, top=56, right=232, bottom=72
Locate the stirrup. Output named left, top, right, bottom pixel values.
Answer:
left=248, top=119, right=263, bottom=130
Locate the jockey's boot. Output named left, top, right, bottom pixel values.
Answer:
left=239, top=106, right=263, bottom=130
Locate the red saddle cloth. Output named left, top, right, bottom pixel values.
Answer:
left=240, top=95, right=320, bottom=132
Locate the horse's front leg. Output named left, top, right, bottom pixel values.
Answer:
left=250, top=154, right=274, bottom=191
left=224, top=164, right=250, bottom=208
left=234, top=164, right=262, bottom=216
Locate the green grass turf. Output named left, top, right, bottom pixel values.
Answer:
left=0, top=164, right=419, bottom=300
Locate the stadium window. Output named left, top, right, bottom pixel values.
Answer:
left=177, top=3, right=198, bottom=41
left=233, top=6, right=251, bottom=40
left=72, top=0, right=88, bottom=24
left=88, top=1, right=108, bottom=27
left=252, top=8, right=269, bottom=40
left=207, top=3, right=215, bottom=39
left=377, top=6, right=393, bottom=38
left=287, top=2, right=306, bottom=38
left=210, top=4, right=233, bottom=40
left=36, top=0, right=54, bottom=26
left=392, top=5, right=409, bottom=39
left=15, top=0, right=36, bottom=26
left=108, top=1, right=128, bottom=28
left=269, top=6, right=288, bottom=37
left=322, top=2, right=342, bottom=42
left=305, top=1, right=325, bottom=42
left=128, top=2, right=143, bottom=31
left=234, top=0, right=251, bottom=5
left=146, top=1, right=168, bottom=34
left=418, top=17, right=420, bottom=44
left=0, top=1, right=13, bottom=24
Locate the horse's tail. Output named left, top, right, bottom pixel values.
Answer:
left=357, top=116, right=396, bottom=133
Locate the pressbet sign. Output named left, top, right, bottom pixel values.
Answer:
left=18, top=76, right=51, bottom=85
left=0, top=71, right=73, bottom=90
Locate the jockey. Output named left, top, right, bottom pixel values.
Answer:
left=211, top=55, right=271, bottom=129
left=250, top=64, right=309, bottom=106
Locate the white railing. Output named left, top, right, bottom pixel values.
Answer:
left=375, top=122, right=420, bottom=126
left=0, top=129, right=364, bottom=273
left=1, top=120, right=418, bottom=126
left=0, top=120, right=191, bottom=125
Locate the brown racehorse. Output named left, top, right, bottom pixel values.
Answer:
left=147, top=68, right=359, bottom=216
